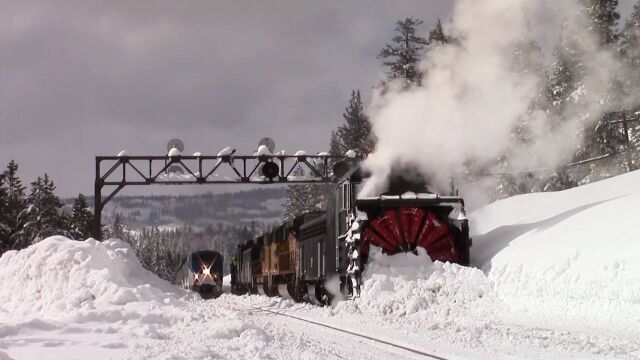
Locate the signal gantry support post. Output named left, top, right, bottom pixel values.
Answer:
left=93, top=154, right=349, bottom=240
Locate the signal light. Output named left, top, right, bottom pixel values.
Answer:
left=332, top=161, right=350, bottom=178
left=261, top=162, right=280, bottom=180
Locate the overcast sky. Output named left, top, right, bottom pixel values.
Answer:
left=0, top=1, right=636, bottom=197
left=0, top=0, right=457, bottom=197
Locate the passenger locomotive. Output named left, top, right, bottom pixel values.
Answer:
left=230, top=166, right=471, bottom=303
left=180, top=250, right=224, bottom=299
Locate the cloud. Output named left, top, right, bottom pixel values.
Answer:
left=0, top=0, right=452, bottom=196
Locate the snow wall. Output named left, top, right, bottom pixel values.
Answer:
left=470, top=170, right=640, bottom=335
left=0, top=237, right=185, bottom=321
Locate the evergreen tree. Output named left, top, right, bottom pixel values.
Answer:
left=378, top=17, right=429, bottom=87
left=129, top=227, right=183, bottom=282
left=428, top=18, right=455, bottom=47
left=494, top=38, right=546, bottom=199
left=3, top=161, right=28, bottom=249
left=621, top=0, right=640, bottom=70
left=579, top=0, right=620, bottom=46
left=283, top=167, right=319, bottom=221
left=336, top=90, right=375, bottom=156
left=539, top=28, right=586, bottom=191
left=576, top=0, right=627, bottom=180
left=110, top=213, right=126, bottom=240
left=547, top=34, right=584, bottom=115
left=70, top=193, right=94, bottom=240
left=328, top=130, right=343, bottom=166
left=620, top=0, right=640, bottom=166
left=21, top=174, right=66, bottom=245
left=0, top=174, right=9, bottom=253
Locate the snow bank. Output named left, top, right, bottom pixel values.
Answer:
left=335, top=247, right=494, bottom=317
left=470, top=170, right=640, bottom=336
left=0, top=236, right=183, bottom=320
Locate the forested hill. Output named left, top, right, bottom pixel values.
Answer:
left=69, top=187, right=287, bottom=231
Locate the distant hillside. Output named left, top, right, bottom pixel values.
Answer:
left=69, top=188, right=287, bottom=230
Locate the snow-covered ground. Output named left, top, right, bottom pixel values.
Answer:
left=1, top=171, right=640, bottom=359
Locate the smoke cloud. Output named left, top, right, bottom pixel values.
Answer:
left=361, top=0, right=635, bottom=207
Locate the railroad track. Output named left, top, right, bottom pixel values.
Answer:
left=217, top=297, right=451, bottom=360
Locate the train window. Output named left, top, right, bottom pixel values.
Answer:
left=341, top=183, right=349, bottom=210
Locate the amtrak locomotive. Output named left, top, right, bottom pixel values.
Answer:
left=180, top=250, right=224, bottom=299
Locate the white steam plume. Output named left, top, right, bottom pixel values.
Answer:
left=361, top=0, right=634, bottom=207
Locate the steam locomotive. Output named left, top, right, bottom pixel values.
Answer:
left=230, top=166, right=471, bottom=304
left=180, top=250, right=224, bottom=299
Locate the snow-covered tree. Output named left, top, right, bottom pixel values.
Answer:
left=127, top=227, right=184, bottom=283
left=575, top=0, right=629, bottom=180
left=579, top=0, right=620, bottom=46
left=336, top=90, right=375, bottom=156
left=2, top=161, right=28, bottom=249
left=0, top=174, right=9, bottom=253
left=378, top=17, right=429, bottom=87
left=69, top=193, right=94, bottom=240
left=328, top=131, right=342, bottom=165
left=428, top=18, right=455, bottom=47
left=109, top=213, right=126, bottom=240
left=20, top=174, right=67, bottom=245
left=283, top=167, right=317, bottom=221
left=494, top=38, right=546, bottom=199
left=620, top=0, right=640, bottom=166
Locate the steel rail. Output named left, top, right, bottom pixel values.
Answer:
left=220, top=298, right=450, bottom=360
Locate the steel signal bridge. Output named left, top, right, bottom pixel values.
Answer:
left=93, top=151, right=350, bottom=239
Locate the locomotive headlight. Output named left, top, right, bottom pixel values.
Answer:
left=202, top=266, right=211, bottom=276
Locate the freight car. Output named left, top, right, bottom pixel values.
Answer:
left=179, top=250, right=224, bottom=299
left=230, top=165, right=471, bottom=303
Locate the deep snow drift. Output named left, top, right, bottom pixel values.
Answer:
left=2, top=171, right=640, bottom=359
left=0, top=237, right=183, bottom=320
left=470, top=170, right=640, bottom=337
left=335, top=170, right=640, bottom=339
left=334, top=247, right=494, bottom=319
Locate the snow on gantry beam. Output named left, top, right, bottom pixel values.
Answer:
left=95, top=154, right=351, bottom=185
left=93, top=153, right=359, bottom=239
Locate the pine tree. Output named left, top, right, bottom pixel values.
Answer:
left=494, top=38, right=546, bottom=199
left=620, top=0, right=640, bottom=166
left=283, top=167, right=318, bottom=221
left=336, top=90, right=375, bottom=156
left=21, top=174, right=66, bottom=245
left=328, top=131, right=343, bottom=165
left=378, top=17, right=429, bottom=87
left=621, top=1, right=640, bottom=69
left=547, top=34, right=584, bottom=115
left=428, top=18, right=455, bottom=47
left=70, top=193, right=94, bottom=240
left=0, top=174, right=9, bottom=253
left=110, top=213, right=126, bottom=240
left=3, top=161, right=28, bottom=249
left=576, top=0, right=627, bottom=180
left=579, top=0, right=620, bottom=46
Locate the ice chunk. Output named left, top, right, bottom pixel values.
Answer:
left=192, top=152, right=202, bottom=156
left=117, top=150, right=129, bottom=157
left=295, top=150, right=307, bottom=156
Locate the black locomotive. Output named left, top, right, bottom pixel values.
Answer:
left=230, top=166, right=471, bottom=303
